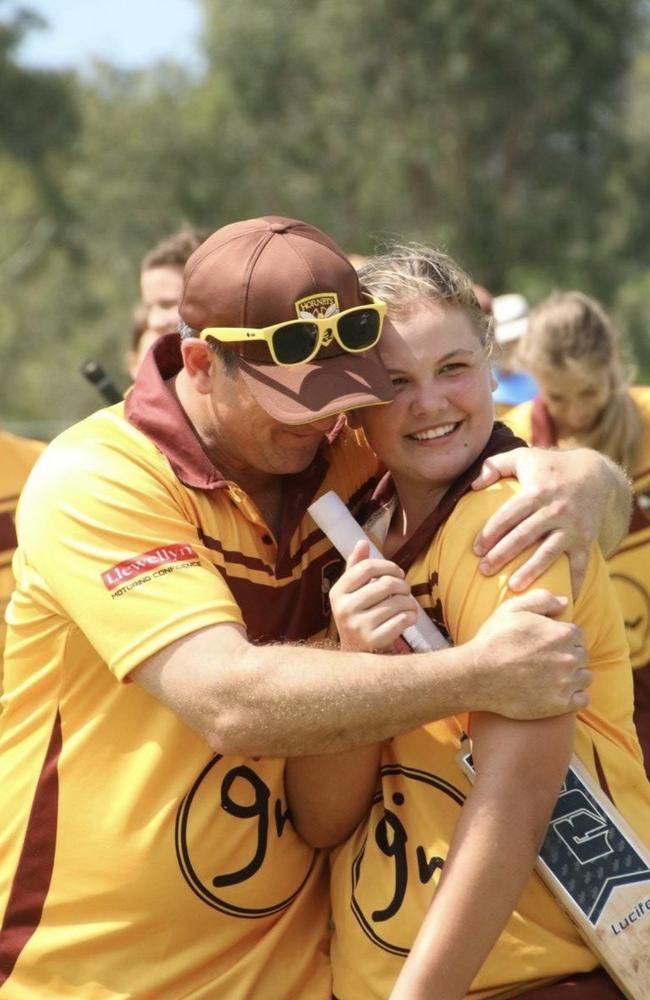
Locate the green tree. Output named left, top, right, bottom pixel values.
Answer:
left=3, top=0, right=650, bottom=431
left=0, top=3, right=82, bottom=431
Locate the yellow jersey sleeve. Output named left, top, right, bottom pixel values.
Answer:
left=13, top=414, right=243, bottom=680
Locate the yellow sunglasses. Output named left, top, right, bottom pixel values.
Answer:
left=199, top=297, right=387, bottom=367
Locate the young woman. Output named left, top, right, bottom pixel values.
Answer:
left=286, top=247, right=650, bottom=1000
left=506, top=292, right=650, bottom=771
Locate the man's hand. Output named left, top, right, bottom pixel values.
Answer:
left=471, top=446, right=632, bottom=595
left=467, top=589, right=590, bottom=720
left=329, top=540, right=418, bottom=651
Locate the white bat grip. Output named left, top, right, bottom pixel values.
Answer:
left=308, top=491, right=448, bottom=652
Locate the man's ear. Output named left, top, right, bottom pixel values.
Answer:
left=181, top=339, right=214, bottom=394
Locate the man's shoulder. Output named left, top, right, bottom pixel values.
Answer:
left=23, top=407, right=165, bottom=505
left=48, top=405, right=157, bottom=459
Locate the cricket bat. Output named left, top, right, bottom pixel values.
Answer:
left=309, top=489, right=650, bottom=1000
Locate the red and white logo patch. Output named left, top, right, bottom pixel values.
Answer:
left=101, top=543, right=198, bottom=591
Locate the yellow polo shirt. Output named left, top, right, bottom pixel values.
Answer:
left=330, top=477, right=650, bottom=999
left=0, top=335, right=380, bottom=999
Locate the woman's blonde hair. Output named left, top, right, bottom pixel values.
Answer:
left=521, top=290, right=642, bottom=472
left=358, top=242, right=493, bottom=354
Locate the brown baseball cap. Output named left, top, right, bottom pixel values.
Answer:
left=179, top=216, right=394, bottom=424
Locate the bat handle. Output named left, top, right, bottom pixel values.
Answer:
left=81, top=360, right=123, bottom=405
left=308, top=490, right=448, bottom=652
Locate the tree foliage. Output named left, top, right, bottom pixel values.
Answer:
left=2, top=0, right=650, bottom=433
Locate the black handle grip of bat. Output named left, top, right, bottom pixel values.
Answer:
left=81, top=360, right=123, bottom=405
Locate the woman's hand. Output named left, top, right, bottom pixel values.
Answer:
left=330, top=540, right=419, bottom=651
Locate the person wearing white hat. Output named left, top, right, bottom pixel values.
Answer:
left=492, top=293, right=538, bottom=415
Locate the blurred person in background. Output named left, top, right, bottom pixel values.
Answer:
left=506, top=290, right=650, bottom=771
left=491, top=293, right=538, bottom=417
left=127, top=227, right=210, bottom=379
left=0, top=429, right=45, bottom=693
left=124, top=302, right=156, bottom=381
left=86, top=230, right=211, bottom=405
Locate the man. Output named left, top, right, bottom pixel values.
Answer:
left=125, top=228, right=209, bottom=379
left=0, top=217, right=628, bottom=999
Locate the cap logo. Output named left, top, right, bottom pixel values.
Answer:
left=296, top=294, right=339, bottom=347
left=295, top=292, right=340, bottom=321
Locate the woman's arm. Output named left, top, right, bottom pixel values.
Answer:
left=390, top=710, right=575, bottom=1000
left=472, top=446, right=632, bottom=595
left=285, top=542, right=417, bottom=847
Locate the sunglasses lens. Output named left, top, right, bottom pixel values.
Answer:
left=337, top=308, right=381, bottom=351
left=272, top=322, right=319, bottom=365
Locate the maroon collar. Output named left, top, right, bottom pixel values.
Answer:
left=362, top=422, right=529, bottom=573
left=124, top=332, right=342, bottom=492
left=125, top=334, right=228, bottom=489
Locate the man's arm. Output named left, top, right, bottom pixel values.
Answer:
left=472, top=446, right=632, bottom=594
left=131, top=589, right=588, bottom=758
left=286, top=543, right=408, bottom=847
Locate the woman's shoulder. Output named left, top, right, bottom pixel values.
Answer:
left=436, top=478, right=522, bottom=559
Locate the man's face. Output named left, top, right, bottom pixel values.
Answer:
left=205, top=355, right=339, bottom=477
left=140, top=266, right=184, bottom=336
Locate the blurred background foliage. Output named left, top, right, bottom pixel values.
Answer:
left=1, top=0, right=650, bottom=436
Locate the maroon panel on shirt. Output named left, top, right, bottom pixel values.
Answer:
left=198, top=531, right=274, bottom=576
left=0, top=711, right=62, bottom=985
left=216, top=549, right=344, bottom=642
left=0, top=510, right=18, bottom=552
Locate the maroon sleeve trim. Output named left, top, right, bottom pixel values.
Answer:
left=0, top=710, right=62, bottom=985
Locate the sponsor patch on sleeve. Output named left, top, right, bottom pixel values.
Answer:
left=101, top=543, right=199, bottom=591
